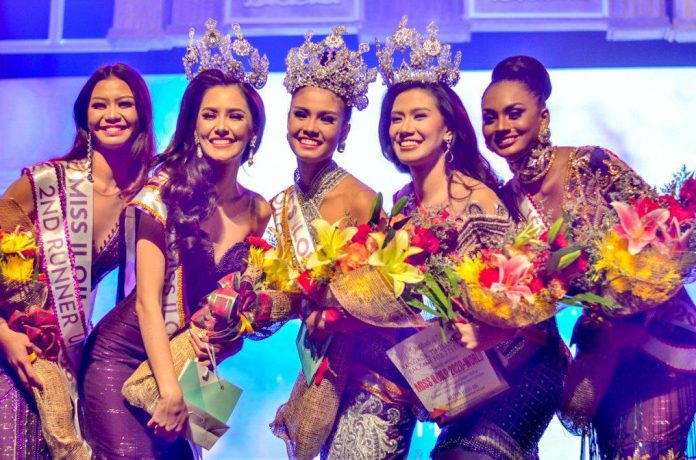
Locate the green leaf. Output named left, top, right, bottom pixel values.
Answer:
left=560, top=293, right=619, bottom=309
left=546, top=245, right=583, bottom=274
left=443, top=268, right=462, bottom=298
left=384, top=228, right=396, bottom=247
left=438, top=321, right=448, bottom=344
left=407, top=298, right=444, bottom=318
left=547, top=218, right=564, bottom=246
left=369, top=193, right=383, bottom=226
left=557, top=250, right=582, bottom=270
left=390, top=196, right=408, bottom=217
left=393, top=216, right=412, bottom=230
left=424, top=275, right=452, bottom=318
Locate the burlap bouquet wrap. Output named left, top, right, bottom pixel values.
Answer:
left=0, top=199, right=90, bottom=460
left=122, top=324, right=204, bottom=413
left=271, top=266, right=425, bottom=459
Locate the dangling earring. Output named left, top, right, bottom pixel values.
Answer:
left=443, top=136, right=454, bottom=163
left=247, top=135, right=257, bottom=167
left=513, top=120, right=555, bottom=184
left=194, top=133, right=203, bottom=159
left=337, top=141, right=346, bottom=153
left=86, top=131, right=94, bottom=183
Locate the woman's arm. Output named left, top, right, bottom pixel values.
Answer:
left=133, top=213, right=187, bottom=441
left=2, top=175, right=36, bottom=218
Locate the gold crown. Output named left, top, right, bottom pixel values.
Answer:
left=284, top=26, right=377, bottom=110
left=183, top=19, right=269, bottom=89
left=376, top=16, right=461, bottom=88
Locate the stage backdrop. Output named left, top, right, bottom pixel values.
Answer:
left=1, top=68, right=695, bottom=459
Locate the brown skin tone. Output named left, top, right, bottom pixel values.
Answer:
left=0, top=77, right=144, bottom=391
left=481, top=79, right=646, bottom=350
left=133, top=83, right=271, bottom=441
left=287, top=86, right=376, bottom=336
left=389, top=87, right=514, bottom=351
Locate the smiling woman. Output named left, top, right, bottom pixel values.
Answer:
left=0, top=62, right=155, bottom=460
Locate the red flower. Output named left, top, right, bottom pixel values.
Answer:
left=430, top=209, right=450, bottom=225
left=478, top=267, right=499, bottom=288
left=411, top=227, right=440, bottom=255
left=297, top=270, right=321, bottom=299
left=541, top=230, right=569, bottom=250
left=529, top=277, right=545, bottom=294
left=669, top=203, right=694, bottom=224
left=680, top=178, right=696, bottom=207
left=246, top=236, right=272, bottom=252
left=634, top=196, right=660, bottom=217
left=351, top=224, right=371, bottom=244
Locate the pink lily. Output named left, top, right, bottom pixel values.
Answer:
left=611, top=201, right=669, bottom=255
left=654, top=216, right=693, bottom=255
left=489, top=253, right=535, bottom=307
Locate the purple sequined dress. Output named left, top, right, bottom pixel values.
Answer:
left=79, top=240, right=249, bottom=459
left=0, top=227, right=121, bottom=459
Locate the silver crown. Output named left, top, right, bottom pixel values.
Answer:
left=284, top=26, right=377, bottom=110
left=183, top=18, right=269, bottom=89
left=376, top=16, right=461, bottom=88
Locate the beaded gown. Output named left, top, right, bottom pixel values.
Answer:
left=0, top=224, right=121, bottom=459
left=381, top=184, right=570, bottom=460
left=79, top=238, right=249, bottom=459
left=504, top=146, right=696, bottom=459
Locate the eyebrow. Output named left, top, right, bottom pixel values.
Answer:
left=90, top=95, right=135, bottom=102
left=292, top=105, right=339, bottom=116
left=200, top=106, right=248, bottom=113
left=391, top=107, right=432, bottom=114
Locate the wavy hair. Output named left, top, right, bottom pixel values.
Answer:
left=157, top=69, right=266, bottom=254
left=379, top=81, right=500, bottom=192
left=59, top=63, right=156, bottom=198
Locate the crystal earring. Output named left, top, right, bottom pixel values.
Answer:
left=86, top=130, right=94, bottom=182
left=337, top=141, right=346, bottom=153
left=444, top=136, right=454, bottom=163
left=194, top=133, right=203, bottom=159
left=247, top=136, right=257, bottom=166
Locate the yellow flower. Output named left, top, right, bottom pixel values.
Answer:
left=367, top=230, right=424, bottom=296
left=455, top=255, right=484, bottom=284
left=247, top=246, right=266, bottom=270
left=306, top=219, right=358, bottom=269
left=1, top=255, right=34, bottom=282
left=262, top=248, right=299, bottom=291
left=0, top=231, right=36, bottom=256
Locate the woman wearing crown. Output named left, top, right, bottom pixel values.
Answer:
left=481, top=55, right=696, bottom=459
left=78, top=21, right=270, bottom=458
left=0, top=63, right=155, bottom=459
left=376, top=20, right=570, bottom=460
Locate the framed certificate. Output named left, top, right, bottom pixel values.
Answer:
left=387, top=325, right=508, bottom=425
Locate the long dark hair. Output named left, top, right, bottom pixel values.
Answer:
left=59, top=63, right=155, bottom=198
left=379, top=81, right=500, bottom=192
left=157, top=69, right=266, bottom=254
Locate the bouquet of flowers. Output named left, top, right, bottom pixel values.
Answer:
left=407, top=214, right=591, bottom=332
left=588, top=173, right=696, bottom=316
left=122, top=235, right=291, bottom=413
left=0, top=199, right=89, bottom=460
left=295, top=194, right=427, bottom=330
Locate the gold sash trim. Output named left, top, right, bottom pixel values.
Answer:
left=124, top=178, right=186, bottom=336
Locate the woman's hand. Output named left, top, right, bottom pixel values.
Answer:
left=147, top=385, right=188, bottom=442
left=454, top=320, right=515, bottom=351
left=306, top=309, right=364, bottom=341
left=189, top=330, right=243, bottom=368
left=0, top=323, right=42, bottom=391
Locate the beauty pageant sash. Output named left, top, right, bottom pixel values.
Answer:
left=125, top=179, right=186, bottom=336
left=270, top=187, right=316, bottom=266
left=25, top=160, right=92, bottom=369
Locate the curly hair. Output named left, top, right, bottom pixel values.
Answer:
left=156, top=69, right=266, bottom=254
left=60, top=63, right=156, bottom=198
left=378, top=81, right=500, bottom=192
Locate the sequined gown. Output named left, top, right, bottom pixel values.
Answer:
left=0, top=225, right=121, bottom=459
left=79, top=239, right=249, bottom=459
left=505, top=146, right=696, bottom=459
left=376, top=185, right=571, bottom=460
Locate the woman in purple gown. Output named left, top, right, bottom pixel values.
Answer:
left=79, top=22, right=271, bottom=459
left=0, top=63, right=155, bottom=459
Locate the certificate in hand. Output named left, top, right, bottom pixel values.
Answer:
left=387, top=325, right=508, bottom=425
